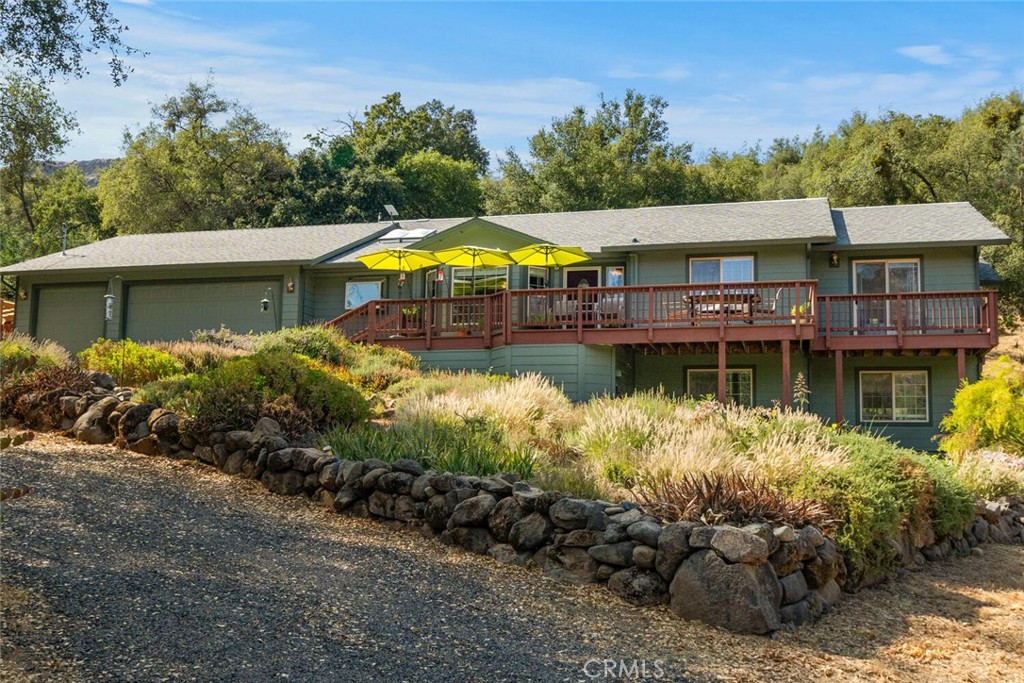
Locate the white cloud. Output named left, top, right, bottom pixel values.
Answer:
left=607, top=63, right=690, bottom=82
left=897, top=45, right=954, bottom=66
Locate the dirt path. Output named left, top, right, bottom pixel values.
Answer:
left=2, top=435, right=1023, bottom=682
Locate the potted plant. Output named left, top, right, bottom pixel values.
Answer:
left=790, top=303, right=810, bottom=324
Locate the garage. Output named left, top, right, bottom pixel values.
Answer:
left=125, top=280, right=281, bottom=342
left=34, top=285, right=108, bottom=353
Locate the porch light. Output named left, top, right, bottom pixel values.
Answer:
left=18, top=287, right=27, bottom=301
left=104, top=275, right=122, bottom=322
left=286, top=277, right=295, bottom=293
left=829, top=251, right=840, bottom=268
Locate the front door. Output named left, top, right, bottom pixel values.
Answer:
left=853, top=259, right=920, bottom=332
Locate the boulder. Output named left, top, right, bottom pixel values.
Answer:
left=710, top=526, right=770, bottom=564
left=509, top=512, right=554, bottom=551
left=441, top=526, right=494, bottom=555
left=411, top=473, right=434, bottom=501
left=86, top=370, right=116, bottom=390
left=544, top=546, right=600, bottom=584
left=260, top=470, right=305, bottom=496
left=425, top=495, right=453, bottom=532
left=377, top=471, right=415, bottom=495
left=267, top=449, right=294, bottom=472
left=632, top=544, right=657, bottom=570
left=555, top=529, right=605, bottom=548
left=478, top=476, right=514, bottom=496
left=59, top=395, right=81, bottom=419
left=488, top=544, right=532, bottom=566
left=627, top=521, right=663, bottom=547
left=608, top=567, right=669, bottom=606
left=319, top=461, right=342, bottom=491
left=742, top=523, right=780, bottom=555
left=149, top=410, right=180, bottom=442
left=669, top=549, right=783, bottom=635
left=360, top=467, right=390, bottom=491
left=333, top=487, right=362, bottom=512
left=394, top=495, right=422, bottom=522
left=391, top=458, right=426, bottom=477
left=656, top=522, right=698, bottom=581
left=773, top=525, right=796, bottom=543
left=488, top=497, right=526, bottom=543
left=448, top=494, right=498, bottom=528
left=549, top=498, right=607, bottom=531
left=688, top=525, right=717, bottom=549
left=602, top=523, right=630, bottom=544
left=511, top=483, right=544, bottom=511
left=367, top=491, right=396, bottom=519
left=817, top=579, right=842, bottom=607
left=223, top=450, right=246, bottom=475
left=769, top=541, right=804, bottom=577
left=587, top=541, right=636, bottom=567
left=194, top=445, right=216, bottom=465
left=225, top=430, right=253, bottom=452
left=608, top=508, right=644, bottom=526
left=779, top=571, right=808, bottom=605
left=73, top=396, right=120, bottom=444
left=801, top=556, right=838, bottom=589
left=251, top=417, right=283, bottom=440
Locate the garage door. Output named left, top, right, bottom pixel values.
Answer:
left=35, top=285, right=108, bottom=353
left=125, top=281, right=280, bottom=342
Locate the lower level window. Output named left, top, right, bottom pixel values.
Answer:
left=686, top=368, right=753, bottom=406
left=859, top=370, right=928, bottom=422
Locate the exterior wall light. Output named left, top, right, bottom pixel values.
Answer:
left=829, top=251, right=840, bottom=268
left=286, top=277, right=295, bottom=294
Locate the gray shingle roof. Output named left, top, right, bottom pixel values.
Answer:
left=829, top=203, right=1010, bottom=249
left=0, top=221, right=406, bottom=274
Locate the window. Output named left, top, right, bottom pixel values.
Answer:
left=528, top=267, right=549, bottom=290
left=686, top=368, right=753, bottom=406
left=690, top=256, right=754, bottom=284
left=859, top=370, right=928, bottom=422
left=345, top=280, right=382, bottom=309
left=452, top=266, right=508, bottom=296
left=565, top=267, right=600, bottom=288
left=605, top=266, right=625, bottom=287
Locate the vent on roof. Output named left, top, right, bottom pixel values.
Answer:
left=380, top=227, right=437, bottom=242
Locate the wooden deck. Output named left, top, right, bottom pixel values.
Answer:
left=326, top=281, right=998, bottom=354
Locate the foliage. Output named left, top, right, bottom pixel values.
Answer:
left=0, top=365, right=92, bottom=420
left=396, top=149, right=482, bottom=218
left=146, top=340, right=246, bottom=374
left=78, top=338, right=184, bottom=386
left=133, top=374, right=193, bottom=408
left=260, top=394, right=315, bottom=441
left=252, top=326, right=357, bottom=366
left=0, top=331, right=71, bottom=375
left=940, top=356, right=1024, bottom=455
left=951, top=449, right=1024, bottom=499
left=97, top=80, right=292, bottom=235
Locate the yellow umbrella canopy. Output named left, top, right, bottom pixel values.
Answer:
left=357, top=248, right=440, bottom=272
left=508, top=243, right=589, bottom=268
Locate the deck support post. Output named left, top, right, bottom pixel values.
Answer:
left=781, top=340, right=791, bottom=408
left=834, top=349, right=844, bottom=425
left=717, top=340, right=727, bottom=403
left=957, top=347, right=966, bottom=385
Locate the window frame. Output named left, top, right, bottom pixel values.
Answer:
left=563, top=266, right=601, bottom=288
left=858, top=369, right=930, bottom=424
left=685, top=367, right=755, bottom=406
left=344, top=280, right=383, bottom=310
left=688, top=255, right=756, bottom=283
left=451, top=265, right=509, bottom=297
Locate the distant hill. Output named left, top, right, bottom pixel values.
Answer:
left=43, top=159, right=117, bottom=187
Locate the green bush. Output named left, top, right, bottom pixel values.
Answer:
left=252, top=327, right=356, bottom=366
left=0, top=332, right=71, bottom=376
left=134, top=374, right=195, bottom=407
left=147, top=340, right=246, bottom=374
left=78, top=339, right=184, bottom=386
left=940, top=356, right=1024, bottom=456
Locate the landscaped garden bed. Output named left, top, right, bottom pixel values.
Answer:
left=2, top=328, right=1023, bottom=634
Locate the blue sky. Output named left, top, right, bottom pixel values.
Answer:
left=53, top=1, right=1024, bottom=165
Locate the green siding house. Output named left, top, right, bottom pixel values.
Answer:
left=1, top=198, right=1009, bottom=450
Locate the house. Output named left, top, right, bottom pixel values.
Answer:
left=1, top=198, right=1009, bottom=450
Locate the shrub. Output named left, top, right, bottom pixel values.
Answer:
left=940, top=356, right=1024, bottom=455
left=191, top=326, right=253, bottom=350
left=0, top=332, right=71, bottom=376
left=147, top=340, right=246, bottom=373
left=260, top=394, right=314, bottom=441
left=78, top=339, right=184, bottom=386
left=349, top=353, right=419, bottom=391
left=252, top=326, right=356, bottom=366
left=0, top=366, right=93, bottom=422
left=134, top=374, right=195, bottom=408
left=951, top=449, right=1024, bottom=499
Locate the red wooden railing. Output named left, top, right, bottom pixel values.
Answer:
left=817, top=290, right=998, bottom=344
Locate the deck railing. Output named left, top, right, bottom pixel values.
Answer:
left=817, top=290, right=998, bottom=343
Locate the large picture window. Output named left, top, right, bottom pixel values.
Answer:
left=859, top=370, right=928, bottom=422
left=686, top=368, right=753, bottom=406
left=452, top=266, right=508, bottom=296
left=345, top=280, right=382, bottom=309
left=690, top=256, right=754, bottom=283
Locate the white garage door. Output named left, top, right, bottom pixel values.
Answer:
left=125, top=281, right=280, bottom=342
left=35, top=285, right=108, bottom=353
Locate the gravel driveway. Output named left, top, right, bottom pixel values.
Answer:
left=1, top=436, right=710, bottom=682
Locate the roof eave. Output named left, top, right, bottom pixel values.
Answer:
left=0, top=258, right=311, bottom=277
left=600, top=236, right=835, bottom=252
left=816, top=238, right=1012, bottom=251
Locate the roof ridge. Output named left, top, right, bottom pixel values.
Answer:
left=486, top=197, right=829, bottom=220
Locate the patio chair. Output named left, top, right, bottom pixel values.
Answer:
left=752, top=287, right=784, bottom=320
left=552, top=299, right=576, bottom=327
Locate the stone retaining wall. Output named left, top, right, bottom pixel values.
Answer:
left=9, top=371, right=1024, bottom=635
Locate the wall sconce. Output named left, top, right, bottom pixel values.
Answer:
left=829, top=251, right=840, bottom=268
left=286, top=277, right=295, bottom=294
left=18, top=287, right=27, bottom=301
left=104, top=275, right=123, bottom=322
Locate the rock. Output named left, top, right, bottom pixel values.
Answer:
left=488, top=497, right=526, bottom=543
left=149, top=411, right=180, bottom=442
left=86, top=370, right=116, bottom=390
left=669, top=549, right=782, bottom=635
left=377, top=471, right=415, bottom=495
left=711, top=526, right=770, bottom=565
left=425, top=495, right=453, bottom=532
left=116, top=402, right=156, bottom=441
left=742, top=523, right=780, bottom=555
left=971, top=518, right=990, bottom=543
left=267, top=449, right=294, bottom=472
left=333, top=487, right=362, bottom=511
left=261, top=470, right=305, bottom=496
left=367, top=491, right=396, bottom=519
left=59, top=395, right=81, bottom=419
left=262, top=436, right=289, bottom=456
left=632, top=544, right=657, bottom=570
left=431, top=474, right=470, bottom=493
left=194, top=445, right=215, bottom=465
left=608, top=567, right=669, bottom=606
left=127, top=434, right=162, bottom=456
left=604, top=506, right=625, bottom=516
left=817, top=579, right=842, bottom=607
left=544, top=546, right=600, bottom=584
left=549, top=498, right=608, bottom=531
left=73, top=396, right=120, bottom=444
left=389, top=458, right=425, bottom=477
left=801, top=526, right=825, bottom=547
left=530, top=545, right=551, bottom=570
left=224, top=430, right=253, bottom=452
left=211, top=444, right=228, bottom=468
left=627, top=521, right=662, bottom=547
left=779, top=571, right=808, bottom=605
left=981, top=502, right=1003, bottom=524
left=509, top=512, right=554, bottom=551
left=609, top=508, right=644, bottom=526
left=801, top=556, right=838, bottom=589
left=448, top=494, right=498, bottom=528
left=588, top=541, right=636, bottom=567
left=445, top=488, right=476, bottom=510
left=411, top=473, right=434, bottom=501
left=688, top=525, right=717, bottom=549
left=596, top=564, right=616, bottom=582
left=556, top=529, right=605, bottom=548
left=251, top=417, right=282, bottom=440
left=602, top=523, right=630, bottom=544
left=534, top=491, right=568, bottom=514
left=302, top=472, right=319, bottom=496
left=921, top=544, right=943, bottom=562
left=794, top=528, right=820, bottom=561
left=655, top=522, right=698, bottom=581
left=779, top=598, right=814, bottom=628
left=511, top=482, right=544, bottom=511
left=394, top=495, right=421, bottom=522
left=289, top=448, right=322, bottom=473
left=773, top=525, right=796, bottom=543
left=478, top=476, right=514, bottom=496
left=223, top=450, right=246, bottom=475
left=360, top=467, right=390, bottom=491
left=488, top=544, right=532, bottom=566
left=319, top=461, right=342, bottom=491
left=441, top=526, right=494, bottom=555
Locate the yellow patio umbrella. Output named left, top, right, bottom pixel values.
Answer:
left=357, top=248, right=440, bottom=293
left=508, top=243, right=589, bottom=269
left=431, top=245, right=514, bottom=297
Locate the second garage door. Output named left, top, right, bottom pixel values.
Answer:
left=125, top=281, right=280, bottom=342
left=35, top=285, right=108, bottom=353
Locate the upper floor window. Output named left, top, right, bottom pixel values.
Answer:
left=690, top=256, right=754, bottom=283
